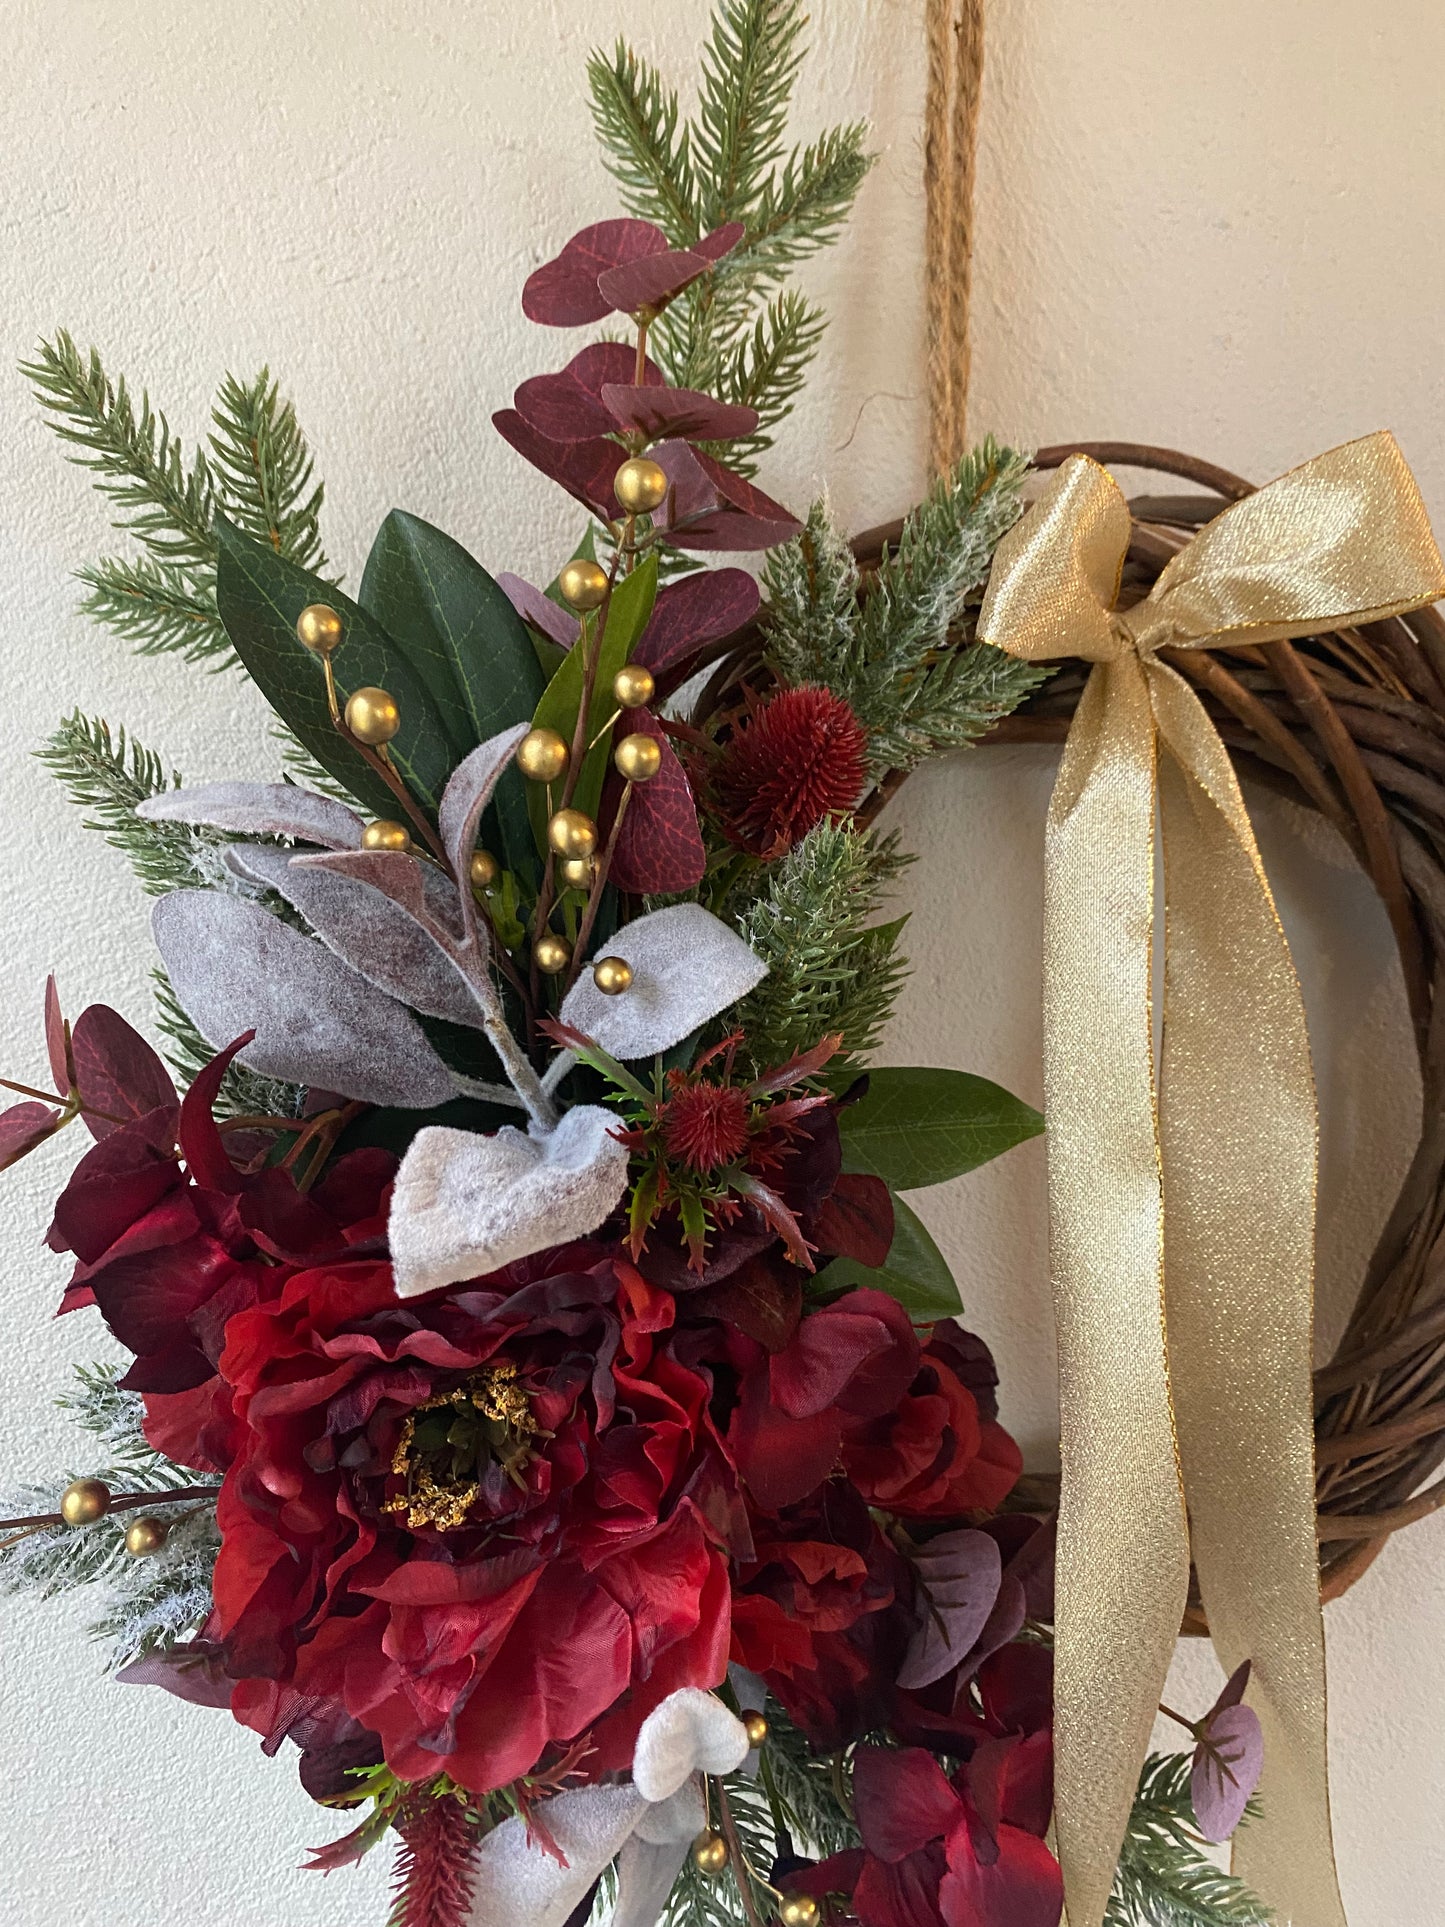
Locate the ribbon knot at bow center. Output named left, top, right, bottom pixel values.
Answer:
left=975, top=432, right=1445, bottom=1927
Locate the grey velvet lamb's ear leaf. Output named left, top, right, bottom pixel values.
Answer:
left=224, top=846, right=484, bottom=1030
left=439, top=722, right=531, bottom=879
left=559, top=902, right=767, bottom=1059
left=152, top=889, right=456, bottom=1108
left=135, top=782, right=364, bottom=850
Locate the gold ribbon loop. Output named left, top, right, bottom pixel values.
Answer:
left=978, top=434, right=1445, bottom=1927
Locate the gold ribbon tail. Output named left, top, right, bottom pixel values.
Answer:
left=977, top=432, right=1445, bottom=1927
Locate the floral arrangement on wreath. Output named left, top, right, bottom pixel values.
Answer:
left=0, top=8, right=1274, bottom=1927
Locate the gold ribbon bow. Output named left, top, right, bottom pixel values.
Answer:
left=977, top=434, right=1445, bottom=1927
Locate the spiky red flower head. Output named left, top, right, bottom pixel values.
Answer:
left=660, top=1080, right=751, bottom=1172
left=708, top=684, right=869, bottom=859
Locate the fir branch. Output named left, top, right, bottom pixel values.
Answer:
left=1106, top=1754, right=1272, bottom=1927
left=730, top=822, right=911, bottom=1071
left=694, top=0, right=806, bottom=232
left=76, top=555, right=226, bottom=661
left=37, top=711, right=210, bottom=895
left=587, top=40, right=698, bottom=242
left=761, top=1702, right=860, bottom=1858
left=0, top=1364, right=218, bottom=1667
left=716, top=290, right=826, bottom=474
left=209, top=368, right=327, bottom=573
left=764, top=445, right=1049, bottom=774
left=731, top=122, right=873, bottom=277
left=23, top=330, right=214, bottom=566
left=665, top=1771, right=777, bottom=1927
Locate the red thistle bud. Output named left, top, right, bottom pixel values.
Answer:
left=707, top=684, right=869, bottom=859
left=660, top=1081, right=751, bottom=1172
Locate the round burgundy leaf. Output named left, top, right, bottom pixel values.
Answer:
left=1191, top=1703, right=1265, bottom=1843
left=522, top=218, right=670, bottom=326
left=600, top=383, right=759, bottom=444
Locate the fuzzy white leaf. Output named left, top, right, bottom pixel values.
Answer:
left=388, top=1105, right=630, bottom=1296
left=561, top=903, right=767, bottom=1059
left=438, top=723, right=530, bottom=933
left=136, top=781, right=363, bottom=849
left=467, top=1785, right=647, bottom=1927
left=152, top=890, right=455, bottom=1108
left=631, top=1686, right=750, bottom=1803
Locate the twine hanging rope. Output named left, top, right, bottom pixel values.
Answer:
left=924, top=0, right=986, bottom=472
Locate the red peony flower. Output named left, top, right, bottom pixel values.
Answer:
left=210, top=1252, right=739, bottom=1796
left=706, top=685, right=869, bottom=859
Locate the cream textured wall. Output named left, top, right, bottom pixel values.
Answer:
left=0, top=2, right=1440, bottom=1922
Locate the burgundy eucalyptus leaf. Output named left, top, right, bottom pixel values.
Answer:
left=152, top=890, right=456, bottom=1109
left=70, top=1004, right=179, bottom=1141
left=522, top=218, right=671, bottom=326
left=607, top=712, right=706, bottom=895
left=44, top=974, right=70, bottom=1095
left=0, top=1099, right=62, bottom=1171
left=809, top=1172, right=894, bottom=1268
left=651, top=440, right=802, bottom=551
left=117, top=1642, right=233, bottom=1710
left=1191, top=1702, right=1264, bottom=1844
left=695, top=220, right=746, bottom=261
left=497, top=573, right=580, bottom=650
left=596, top=247, right=712, bottom=316
left=135, top=781, right=364, bottom=851
left=955, top=1573, right=1029, bottom=1683
left=600, top=383, right=759, bottom=444
left=634, top=568, right=761, bottom=675
left=513, top=342, right=663, bottom=443
left=492, top=408, right=621, bottom=521
left=896, top=1529, right=1004, bottom=1690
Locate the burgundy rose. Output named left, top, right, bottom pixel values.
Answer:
left=211, top=1254, right=739, bottom=1796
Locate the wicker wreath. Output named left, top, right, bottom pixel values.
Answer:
left=702, top=440, right=1445, bottom=1616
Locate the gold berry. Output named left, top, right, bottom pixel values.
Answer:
left=469, top=849, right=500, bottom=890
left=779, top=1896, right=820, bottom=1927
left=533, top=932, right=572, bottom=976
left=59, top=1478, right=112, bottom=1527
left=557, top=559, right=609, bottom=611
left=613, top=662, right=656, bottom=709
left=125, top=1516, right=170, bottom=1558
left=345, top=686, right=401, bottom=746
left=614, top=732, right=662, bottom=783
left=592, top=956, right=633, bottom=996
left=548, top=808, right=599, bottom=859
left=614, top=455, right=669, bottom=515
left=690, top=1829, right=730, bottom=1875
left=516, top=727, right=570, bottom=783
left=361, top=819, right=411, bottom=852
left=560, top=854, right=596, bottom=891
left=742, top=1709, right=769, bottom=1748
left=295, top=603, right=343, bottom=655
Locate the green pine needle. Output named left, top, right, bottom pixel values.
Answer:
left=764, top=441, right=1049, bottom=773
left=1106, top=1754, right=1273, bottom=1927
left=587, top=40, right=699, bottom=242
left=37, top=711, right=209, bottom=896
left=209, top=367, right=327, bottom=574
left=730, top=821, right=911, bottom=1071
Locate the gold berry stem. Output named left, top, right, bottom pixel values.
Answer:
left=0, top=1488, right=222, bottom=1532
left=320, top=658, right=448, bottom=869
left=561, top=785, right=634, bottom=996
left=713, top=1778, right=766, bottom=1927
left=586, top=707, right=624, bottom=755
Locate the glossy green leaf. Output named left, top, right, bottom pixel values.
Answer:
left=214, top=518, right=455, bottom=816
left=358, top=510, right=547, bottom=875
left=815, top=1195, right=961, bottom=1323
left=839, top=1065, right=1043, bottom=1190
left=527, top=552, right=659, bottom=850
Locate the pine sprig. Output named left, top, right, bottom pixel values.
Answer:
left=0, top=1364, right=218, bottom=1668
left=664, top=1775, right=777, bottom=1927
left=37, top=711, right=207, bottom=896
left=730, top=822, right=911, bottom=1071
left=209, top=368, right=327, bottom=573
left=24, top=335, right=330, bottom=665
left=761, top=1701, right=860, bottom=1858
left=1106, top=1754, right=1272, bottom=1927
left=588, top=0, right=872, bottom=478
left=764, top=443, right=1049, bottom=773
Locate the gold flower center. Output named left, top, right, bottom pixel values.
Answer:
left=381, top=1363, right=540, bottom=1532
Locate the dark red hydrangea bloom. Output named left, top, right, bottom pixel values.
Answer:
left=793, top=1712, right=1061, bottom=1927
left=728, top=1291, right=1021, bottom=1518
left=210, top=1253, right=739, bottom=1796
left=706, top=685, right=870, bottom=859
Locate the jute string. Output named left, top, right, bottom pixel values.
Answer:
left=924, top=0, right=986, bottom=473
